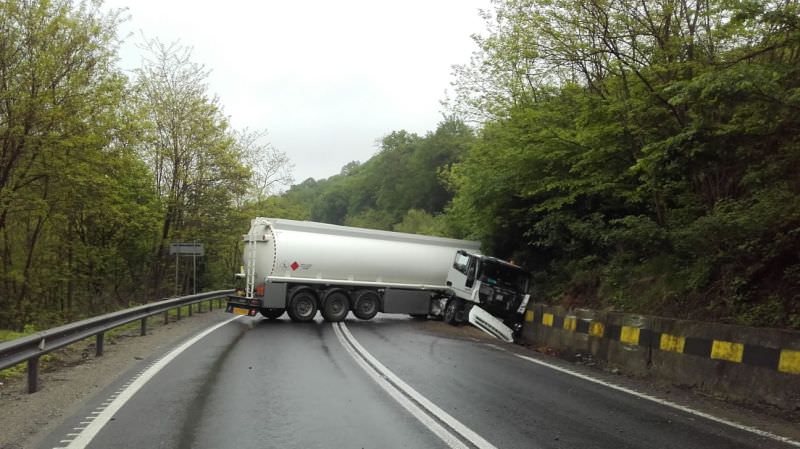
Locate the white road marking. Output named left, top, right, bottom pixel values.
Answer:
left=336, top=322, right=502, bottom=449
left=507, top=350, right=800, bottom=448
left=61, top=315, right=242, bottom=449
left=332, top=324, right=470, bottom=449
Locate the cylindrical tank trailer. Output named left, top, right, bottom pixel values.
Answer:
left=247, top=217, right=480, bottom=288
left=227, top=218, right=530, bottom=342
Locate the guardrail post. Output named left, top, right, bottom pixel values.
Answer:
left=164, top=310, right=169, bottom=325
left=140, top=317, right=147, bottom=336
left=177, top=306, right=181, bottom=321
left=208, top=299, right=213, bottom=311
left=188, top=303, right=193, bottom=316
left=28, top=356, right=39, bottom=393
left=96, top=332, right=104, bottom=356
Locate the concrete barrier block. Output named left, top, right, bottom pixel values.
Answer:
left=602, top=312, right=651, bottom=376
left=520, top=302, right=800, bottom=410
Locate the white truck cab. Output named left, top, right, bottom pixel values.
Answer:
left=443, top=251, right=530, bottom=342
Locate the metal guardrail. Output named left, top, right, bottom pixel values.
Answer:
left=0, top=289, right=233, bottom=393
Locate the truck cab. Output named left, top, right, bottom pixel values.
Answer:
left=444, top=251, right=530, bottom=341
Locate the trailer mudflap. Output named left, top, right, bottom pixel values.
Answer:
left=225, top=295, right=261, bottom=316
left=468, top=306, right=514, bottom=343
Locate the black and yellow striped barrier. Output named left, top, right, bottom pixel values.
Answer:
left=524, top=309, right=800, bottom=375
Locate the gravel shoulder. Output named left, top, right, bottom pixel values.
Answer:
left=0, top=308, right=228, bottom=449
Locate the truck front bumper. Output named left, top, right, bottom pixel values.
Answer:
left=467, top=306, right=516, bottom=343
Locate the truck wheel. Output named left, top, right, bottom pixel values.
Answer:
left=259, top=308, right=285, bottom=320
left=353, top=290, right=379, bottom=320
left=287, top=289, right=318, bottom=322
left=443, top=298, right=459, bottom=325
left=455, top=301, right=470, bottom=324
left=321, top=290, right=350, bottom=322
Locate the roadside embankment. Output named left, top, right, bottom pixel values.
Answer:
left=521, top=303, right=800, bottom=410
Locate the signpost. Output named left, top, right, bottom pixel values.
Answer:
left=170, top=243, right=204, bottom=296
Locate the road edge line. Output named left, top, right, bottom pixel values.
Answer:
left=62, top=315, right=243, bottom=449
left=510, top=351, right=800, bottom=448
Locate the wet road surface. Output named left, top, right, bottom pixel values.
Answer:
left=38, top=312, right=797, bottom=449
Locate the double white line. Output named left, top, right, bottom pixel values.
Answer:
left=332, top=322, right=498, bottom=449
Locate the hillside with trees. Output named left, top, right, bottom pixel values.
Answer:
left=278, top=119, right=475, bottom=235
left=446, top=0, right=800, bottom=329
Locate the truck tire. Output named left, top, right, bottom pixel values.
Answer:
left=287, top=288, right=318, bottom=322
left=260, top=308, right=285, bottom=320
left=443, top=298, right=460, bottom=325
left=321, top=289, right=350, bottom=322
left=353, top=290, right=379, bottom=320
left=455, top=301, right=470, bottom=324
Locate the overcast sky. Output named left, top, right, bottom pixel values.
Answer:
left=103, top=0, right=492, bottom=183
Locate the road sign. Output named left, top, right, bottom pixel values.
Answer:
left=169, top=243, right=204, bottom=256
left=170, top=243, right=204, bottom=295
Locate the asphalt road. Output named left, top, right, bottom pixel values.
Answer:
left=38, top=312, right=797, bottom=449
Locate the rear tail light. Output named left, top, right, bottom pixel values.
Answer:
left=255, top=283, right=265, bottom=296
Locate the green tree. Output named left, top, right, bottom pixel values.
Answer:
left=235, top=129, right=294, bottom=203
left=0, top=0, right=165, bottom=328
left=446, top=0, right=800, bottom=327
left=133, top=38, right=252, bottom=295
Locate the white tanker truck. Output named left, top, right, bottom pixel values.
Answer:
left=225, top=218, right=530, bottom=342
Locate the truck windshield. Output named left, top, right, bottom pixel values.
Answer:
left=478, top=261, right=529, bottom=292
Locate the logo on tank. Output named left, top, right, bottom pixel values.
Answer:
left=282, top=261, right=312, bottom=271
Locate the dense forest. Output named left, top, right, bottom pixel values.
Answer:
left=1, top=0, right=798, bottom=332
left=446, top=0, right=800, bottom=330
left=0, top=1, right=293, bottom=330
left=274, top=0, right=800, bottom=330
